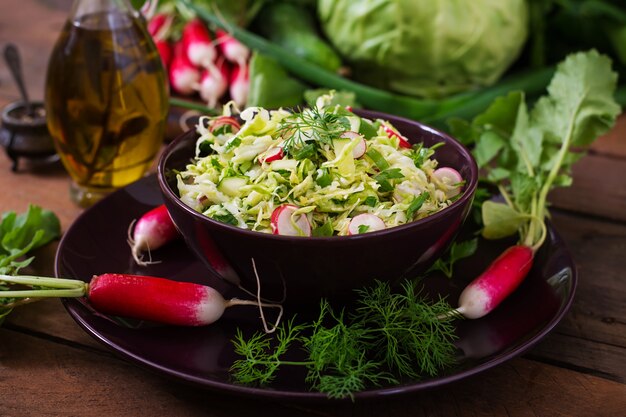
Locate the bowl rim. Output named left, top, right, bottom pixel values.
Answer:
left=157, top=109, right=478, bottom=243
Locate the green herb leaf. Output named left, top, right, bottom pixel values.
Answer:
left=374, top=168, right=404, bottom=193
left=481, top=201, right=528, bottom=239
left=357, top=225, right=370, bottom=234
left=363, top=196, right=378, bottom=207
left=279, top=106, right=350, bottom=155
left=406, top=192, right=430, bottom=219
left=315, top=169, right=333, bottom=187
left=474, top=131, right=506, bottom=168
left=365, top=148, right=390, bottom=170
left=427, top=238, right=478, bottom=278
left=293, top=143, right=317, bottom=160
left=533, top=50, right=621, bottom=148
left=224, top=137, right=242, bottom=152
left=312, top=221, right=334, bottom=237
left=358, top=119, right=379, bottom=139
left=211, top=211, right=239, bottom=226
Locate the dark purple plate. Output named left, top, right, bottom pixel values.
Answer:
left=56, top=175, right=576, bottom=402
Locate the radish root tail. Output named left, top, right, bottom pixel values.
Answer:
left=127, top=219, right=160, bottom=267
left=224, top=258, right=284, bottom=334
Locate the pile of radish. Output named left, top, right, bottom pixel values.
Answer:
left=147, top=11, right=250, bottom=109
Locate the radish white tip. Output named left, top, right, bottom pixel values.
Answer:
left=127, top=219, right=161, bottom=267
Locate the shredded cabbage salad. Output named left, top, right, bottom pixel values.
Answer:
left=177, top=95, right=464, bottom=236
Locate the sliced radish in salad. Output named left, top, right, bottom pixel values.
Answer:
left=209, top=116, right=241, bottom=134
left=262, top=147, right=284, bottom=163
left=382, top=123, right=412, bottom=149
left=341, top=131, right=367, bottom=158
left=348, top=213, right=386, bottom=235
left=433, top=167, right=463, bottom=198
left=271, top=204, right=311, bottom=236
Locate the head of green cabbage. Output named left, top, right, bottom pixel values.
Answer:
left=318, top=0, right=529, bottom=98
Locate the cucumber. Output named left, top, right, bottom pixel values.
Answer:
left=218, top=176, right=248, bottom=197
left=254, top=2, right=342, bottom=72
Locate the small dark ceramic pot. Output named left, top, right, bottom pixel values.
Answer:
left=0, top=100, right=56, bottom=171
left=158, top=110, right=478, bottom=303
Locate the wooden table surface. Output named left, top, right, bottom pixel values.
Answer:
left=1, top=1, right=625, bottom=416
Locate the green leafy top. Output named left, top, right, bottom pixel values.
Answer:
left=0, top=205, right=61, bottom=323
left=451, top=50, right=620, bottom=249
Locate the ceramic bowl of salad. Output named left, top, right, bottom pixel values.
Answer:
left=158, top=97, right=478, bottom=303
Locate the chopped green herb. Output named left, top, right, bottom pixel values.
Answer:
left=294, top=143, right=317, bottom=160
left=406, top=192, right=430, bottom=218
left=365, top=148, right=390, bottom=170
left=427, top=238, right=479, bottom=278
left=374, top=168, right=404, bottom=192
left=315, top=169, right=333, bottom=187
left=224, top=137, right=242, bottom=152
left=358, top=119, right=379, bottom=139
left=211, top=211, right=239, bottom=226
left=210, top=157, right=222, bottom=170
left=363, top=196, right=378, bottom=207
left=357, top=224, right=370, bottom=234
left=312, top=221, right=334, bottom=236
left=279, top=105, right=350, bottom=155
left=411, top=142, right=444, bottom=167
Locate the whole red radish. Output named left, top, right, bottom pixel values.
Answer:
left=216, top=29, right=250, bottom=65
left=182, top=18, right=217, bottom=69
left=0, top=272, right=283, bottom=330
left=455, top=245, right=534, bottom=319
left=229, top=63, right=249, bottom=108
left=169, top=42, right=201, bottom=96
left=128, top=204, right=180, bottom=266
left=197, top=60, right=230, bottom=108
left=147, top=12, right=172, bottom=40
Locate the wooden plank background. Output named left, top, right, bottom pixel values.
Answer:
left=1, top=0, right=625, bottom=416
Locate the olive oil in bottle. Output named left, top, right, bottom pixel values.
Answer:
left=45, top=0, right=168, bottom=207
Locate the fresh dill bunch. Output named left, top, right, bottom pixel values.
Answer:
left=229, top=280, right=460, bottom=399
left=304, top=300, right=397, bottom=399
left=230, top=318, right=308, bottom=385
left=352, top=280, right=461, bottom=379
left=278, top=106, right=350, bottom=156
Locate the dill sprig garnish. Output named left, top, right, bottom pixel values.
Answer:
left=278, top=106, right=351, bottom=156
left=229, top=280, right=460, bottom=399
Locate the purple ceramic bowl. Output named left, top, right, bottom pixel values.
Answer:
left=157, top=110, right=478, bottom=303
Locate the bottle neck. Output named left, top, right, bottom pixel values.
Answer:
left=70, top=0, right=138, bottom=21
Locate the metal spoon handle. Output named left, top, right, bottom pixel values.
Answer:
left=3, top=43, right=33, bottom=116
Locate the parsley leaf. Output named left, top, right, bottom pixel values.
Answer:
left=374, top=168, right=404, bottom=193
left=427, top=238, right=478, bottom=278
left=406, top=192, right=430, bottom=219
left=0, top=205, right=61, bottom=325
